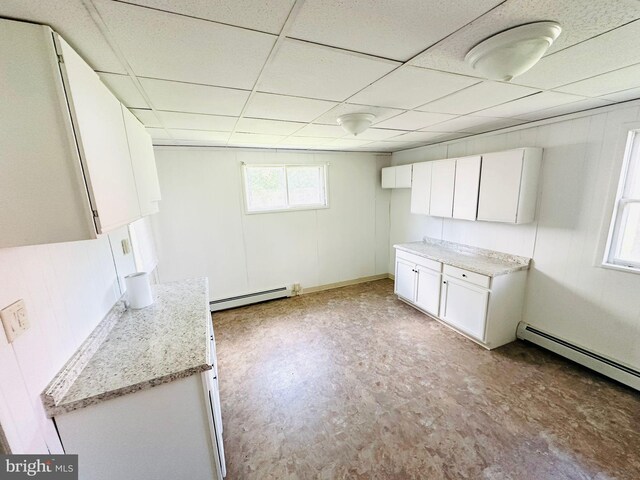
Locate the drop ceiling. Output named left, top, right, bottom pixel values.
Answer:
left=3, top=0, right=640, bottom=152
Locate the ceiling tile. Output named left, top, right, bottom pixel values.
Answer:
left=417, top=82, right=539, bottom=115
left=474, top=92, right=586, bottom=119
left=229, top=133, right=287, bottom=145
left=357, top=142, right=400, bottom=152
left=120, top=0, right=295, bottom=34
left=146, top=127, right=170, bottom=139
left=410, top=0, right=640, bottom=77
left=314, top=104, right=405, bottom=125
left=374, top=111, right=457, bottom=130
left=389, top=131, right=455, bottom=143
left=138, top=77, right=250, bottom=116
left=130, top=108, right=162, bottom=127
left=157, top=111, right=237, bottom=131
left=1, top=0, right=126, bottom=73
left=99, top=73, right=149, bottom=108
left=257, top=39, right=399, bottom=101
left=352, top=128, right=407, bottom=141
left=93, top=0, right=276, bottom=89
left=235, top=118, right=305, bottom=135
left=244, top=93, right=337, bottom=122
left=515, top=98, right=613, bottom=121
left=349, top=66, right=479, bottom=109
left=555, top=63, right=640, bottom=97
left=327, top=138, right=373, bottom=148
left=513, top=20, right=640, bottom=89
left=288, top=0, right=502, bottom=61
left=294, top=124, right=347, bottom=138
left=282, top=137, right=334, bottom=146
left=425, top=115, right=513, bottom=133
left=167, top=129, right=230, bottom=143
left=600, top=86, right=640, bottom=103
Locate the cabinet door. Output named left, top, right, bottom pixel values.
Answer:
left=414, top=266, right=440, bottom=315
left=429, top=159, right=455, bottom=217
left=122, top=107, right=161, bottom=216
left=410, top=162, right=432, bottom=215
left=381, top=167, right=395, bottom=188
left=477, top=150, right=524, bottom=223
left=395, top=259, right=416, bottom=302
left=56, top=36, right=141, bottom=233
left=395, top=165, right=413, bottom=188
left=453, top=156, right=481, bottom=220
left=439, top=276, right=489, bottom=341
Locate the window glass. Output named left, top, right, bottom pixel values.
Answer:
left=244, top=164, right=327, bottom=213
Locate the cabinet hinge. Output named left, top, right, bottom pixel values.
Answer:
left=57, top=54, right=64, bottom=64
left=92, top=210, right=99, bottom=218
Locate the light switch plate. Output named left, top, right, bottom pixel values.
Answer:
left=1, top=299, right=29, bottom=343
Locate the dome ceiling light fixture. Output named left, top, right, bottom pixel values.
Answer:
left=337, top=113, right=376, bottom=136
left=464, top=21, right=562, bottom=82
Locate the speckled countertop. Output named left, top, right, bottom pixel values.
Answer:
left=42, top=278, right=211, bottom=417
left=394, top=238, right=530, bottom=277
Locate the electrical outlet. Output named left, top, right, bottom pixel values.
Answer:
left=1, top=299, right=29, bottom=343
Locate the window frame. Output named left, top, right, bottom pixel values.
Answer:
left=241, top=163, right=330, bottom=214
left=603, top=128, right=640, bottom=272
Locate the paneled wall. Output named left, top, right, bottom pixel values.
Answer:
left=152, top=147, right=391, bottom=300
left=0, top=238, right=120, bottom=453
left=390, top=101, right=640, bottom=369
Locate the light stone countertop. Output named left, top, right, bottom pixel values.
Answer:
left=394, top=238, right=530, bottom=277
left=42, top=278, right=211, bottom=417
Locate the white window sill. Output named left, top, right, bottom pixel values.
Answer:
left=600, top=262, right=640, bottom=275
left=245, top=205, right=330, bottom=215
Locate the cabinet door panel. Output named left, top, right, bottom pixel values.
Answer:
left=381, top=167, right=395, bottom=188
left=395, top=259, right=416, bottom=301
left=410, top=162, right=432, bottom=215
left=429, top=159, right=455, bottom=217
left=453, top=156, right=481, bottom=220
left=122, top=107, right=161, bottom=216
left=57, top=36, right=141, bottom=232
left=440, top=277, right=488, bottom=341
left=415, top=266, right=440, bottom=316
left=395, top=165, right=413, bottom=188
left=477, top=150, right=523, bottom=223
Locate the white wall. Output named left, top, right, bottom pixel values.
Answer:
left=0, top=238, right=120, bottom=453
left=389, top=102, right=640, bottom=369
left=152, top=147, right=391, bottom=300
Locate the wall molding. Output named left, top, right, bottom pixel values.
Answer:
left=301, top=274, right=392, bottom=295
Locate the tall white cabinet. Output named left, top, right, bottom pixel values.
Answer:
left=0, top=19, right=160, bottom=248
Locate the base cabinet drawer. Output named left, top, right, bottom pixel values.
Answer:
left=439, top=276, right=489, bottom=341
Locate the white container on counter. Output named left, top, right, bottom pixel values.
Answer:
left=125, top=272, right=154, bottom=309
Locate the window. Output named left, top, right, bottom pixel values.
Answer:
left=243, top=164, right=328, bottom=213
left=604, top=129, right=640, bottom=270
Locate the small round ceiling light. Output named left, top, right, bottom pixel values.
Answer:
left=465, top=21, right=562, bottom=82
left=337, top=113, right=375, bottom=136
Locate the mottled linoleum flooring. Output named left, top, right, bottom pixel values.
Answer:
left=212, top=280, right=640, bottom=480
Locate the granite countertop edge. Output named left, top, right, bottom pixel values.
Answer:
left=47, top=363, right=212, bottom=417
left=394, top=241, right=530, bottom=277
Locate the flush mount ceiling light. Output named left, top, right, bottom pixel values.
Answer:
left=465, top=21, right=562, bottom=82
left=337, top=113, right=375, bottom=136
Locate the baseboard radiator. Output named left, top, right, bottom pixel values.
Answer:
left=517, top=322, right=640, bottom=391
left=210, top=286, right=292, bottom=312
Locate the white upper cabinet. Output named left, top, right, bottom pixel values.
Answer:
left=57, top=36, right=142, bottom=232
left=410, top=162, right=432, bottom=215
left=381, top=165, right=412, bottom=188
left=0, top=18, right=158, bottom=248
left=122, top=107, right=161, bottom=216
left=477, top=148, right=542, bottom=224
left=452, top=155, right=481, bottom=221
left=429, top=159, right=456, bottom=217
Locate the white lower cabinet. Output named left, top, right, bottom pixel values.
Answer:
left=439, top=277, right=488, bottom=341
left=394, top=248, right=527, bottom=349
